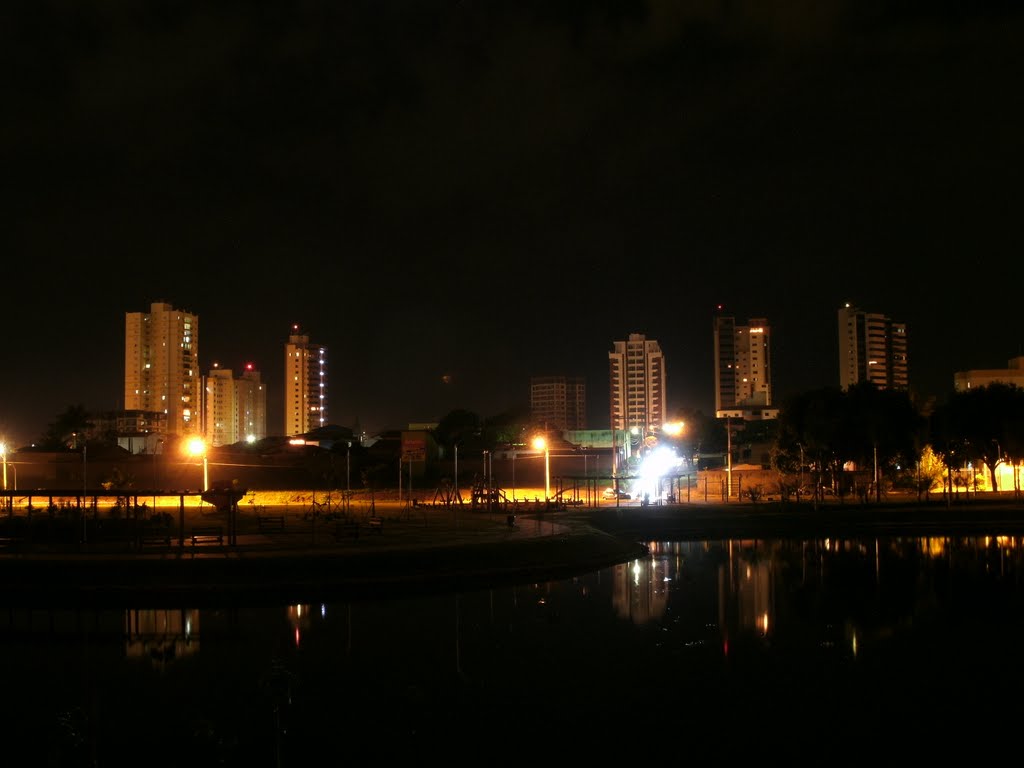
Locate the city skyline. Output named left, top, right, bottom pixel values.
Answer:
left=3, top=298, right=1018, bottom=447
left=6, top=3, right=1023, bottom=445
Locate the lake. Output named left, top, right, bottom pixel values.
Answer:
left=1, top=529, right=1021, bottom=764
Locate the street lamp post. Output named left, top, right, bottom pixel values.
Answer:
left=186, top=437, right=209, bottom=492
left=531, top=436, right=550, bottom=500
left=0, top=443, right=8, bottom=515
left=725, top=416, right=732, bottom=500
left=512, top=449, right=516, bottom=501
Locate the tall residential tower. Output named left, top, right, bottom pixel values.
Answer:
left=838, top=303, right=909, bottom=392
left=530, top=375, right=587, bottom=431
left=284, top=324, right=328, bottom=437
left=124, top=301, right=201, bottom=437
left=204, top=362, right=267, bottom=447
left=608, top=333, right=666, bottom=432
left=713, top=312, right=773, bottom=418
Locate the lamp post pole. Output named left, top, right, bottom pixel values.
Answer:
left=82, top=443, right=88, bottom=544
left=512, top=449, right=516, bottom=501
left=186, top=437, right=209, bottom=495
left=531, top=436, right=550, bottom=500
left=545, top=446, right=550, bottom=500
left=612, top=429, right=617, bottom=476
left=725, top=417, right=732, bottom=501
left=1, top=443, right=6, bottom=492
left=153, top=447, right=158, bottom=513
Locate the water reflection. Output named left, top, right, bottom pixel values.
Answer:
left=125, top=609, right=201, bottom=668
left=2, top=533, right=1024, bottom=762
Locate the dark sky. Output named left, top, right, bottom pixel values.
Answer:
left=5, top=1, right=1024, bottom=446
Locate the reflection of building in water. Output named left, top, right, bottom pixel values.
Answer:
left=287, top=604, right=320, bottom=647
left=125, top=609, right=200, bottom=668
left=610, top=550, right=670, bottom=625
left=720, top=541, right=774, bottom=646
left=610, top=534, right=1024, bottom=668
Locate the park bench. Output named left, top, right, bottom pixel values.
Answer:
left=366, top=516, right=384, bottom=534
left=257, top=515, right=286, bottom=533
left=333, top=520, right=360, bottom=540
left=140, top=531, right=171, bottom=548
left=190, top=526, right=224, bottom=546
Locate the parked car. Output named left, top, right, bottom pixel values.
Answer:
left=602, top=487, right=631, bottom=500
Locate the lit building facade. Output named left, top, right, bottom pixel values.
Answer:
left=203, top=363, right=267, bottom=447
left=953, top=355, right=1024, bottom=392
left=284, top=324, right=327, bottom=437
left=204, top=366, right=235, bottom=447
left=86, top=409, right=167, bottom=454
left=608, top=333, right=666, bottom=433
left=237, top=364, right=267, bottom=443
left=530, top=375, right=587, bottom=431
left=124, top=301, right=200, bottom=437
left=838, top=303, right=909, bottom=392
left=713, top=312, right=773, bottom=418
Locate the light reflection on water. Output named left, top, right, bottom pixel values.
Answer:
left=2, top=533, right=1023, bottom=762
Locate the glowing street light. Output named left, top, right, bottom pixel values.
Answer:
left=531, top=436, right=550, bottom=500
left=186, top=437, right=209, bottom=492
left=662, top=420, right=685, bottom=437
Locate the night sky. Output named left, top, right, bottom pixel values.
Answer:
left=5, top=1, right=1024, bottom=446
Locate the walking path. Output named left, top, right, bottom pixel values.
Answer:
left=3, top=494, right=1024, bottom=606
left=0, top=501, right=644, bottom=605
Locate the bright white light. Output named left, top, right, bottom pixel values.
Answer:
left=633, top=445, right=683, bottom=501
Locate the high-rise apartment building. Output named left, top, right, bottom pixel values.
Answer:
left=124, top=301, right=200, bottom=437
left=530, top=375, right=587, bottom=431
left=838, top=303, right=909, bottom=391
left=205, top=366, right=234, bottom=446
left=204, top=362, right=267, bottom=447
left=284, top=324, right=327, bottom=437
left=713, top=312, right=773, bottom=418
left=237, top=363, right=267, bottom=443
left=608, top=333, right=666, bottom=432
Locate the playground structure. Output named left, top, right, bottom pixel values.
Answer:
left=425, top=473, right=603, bottom=512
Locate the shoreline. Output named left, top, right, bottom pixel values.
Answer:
left=1, top=497, right=1023, bottom=607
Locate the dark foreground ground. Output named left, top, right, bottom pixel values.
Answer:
left=1, top=496, right=1023, bottom=607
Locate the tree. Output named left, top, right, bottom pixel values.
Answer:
left=38, top=404, right=93, bottom=451
left=776, top=387, right=847, bottom=497
left=931, top=382, right=1024, bottom=493
left=844, top=382, right=924, bottom=501
left=432, top=409, right=482, bottom=456
left=775, top=384, right=924, bottom=502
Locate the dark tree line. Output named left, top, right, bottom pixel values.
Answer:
left=771, top=381, right=1024, bottom=500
